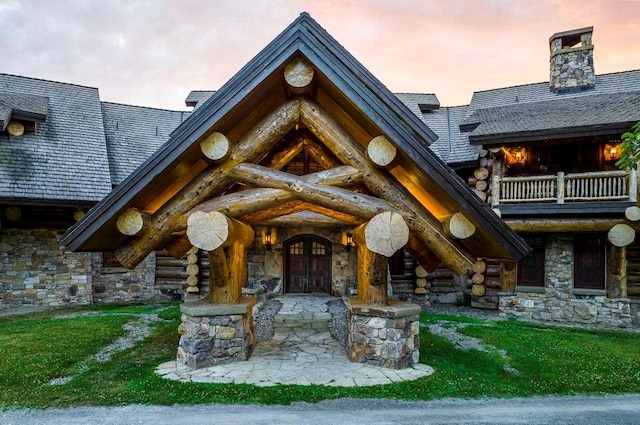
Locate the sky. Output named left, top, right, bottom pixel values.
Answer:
left=0, top=0, right=639, bottom=110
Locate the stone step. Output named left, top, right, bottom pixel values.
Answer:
left=273, top=312, right=332, bottom=330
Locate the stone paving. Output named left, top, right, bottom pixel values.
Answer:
left=157, top=295, right=433, bottom=387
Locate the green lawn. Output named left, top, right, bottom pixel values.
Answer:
left=1, top=304, right=639, bottom=408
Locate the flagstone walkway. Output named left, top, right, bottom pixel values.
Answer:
left=157, top=295, right=433, bottom=387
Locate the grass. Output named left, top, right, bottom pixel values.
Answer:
left=0, top=304, right=639, bottom=408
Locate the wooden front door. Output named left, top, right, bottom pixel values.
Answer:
left=285, top=236, right=332, bottom=294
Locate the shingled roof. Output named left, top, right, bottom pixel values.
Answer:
left=0, top=74, right=112, bottom=205
left=0, top=92, right=48, bottom=130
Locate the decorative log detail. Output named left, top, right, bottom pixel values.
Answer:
left=472, top=260, right=487, bottom=274
left=506, top=218, right=640, bottom=233
left=186, top=211, right=254, bottom=252
left=473, top=190, right=487, bottom=202
left=200, top=131, right=231, bottom=163
left=6, top=121, right=24, bottom=137
left=625, top=206, right=640, bottom=222
left=474, top=167, right=489, bottom=180
left=165, top=235, right=193, bottom=259
left=115, top=98, right=300, bottom=269
left=607, top=244, right=627, bottom=298
left=179, top=166, right=363, bottom=232
left=300, top=97, right=475, bottom=275
left=359, top=212, right=409, bottom=257
left=73, top=210, right=85, bottom=221
left=415, top=265, right=428, bottom=278
left=472, top=273, right=485, bottom=285
left=231, top=163, right=399, bottom=220
left=442, top=212, right=476, bottom=240
left=5, top=206, right=21, bottom=221
left=416, top=278, right=427, bottom=288
left=500, top=262, right=517, bottom=292
left=116, top=208, right=150, bottom=236
left=406, top=234, right=442, bottom=273
left=608, top=223, right=635, bottom=248
left=353, top=220, right=390, bottom=305
left=284, top=57, right=314, bottom=94
left=475, top=180, right=488, bottom=191
left=471, top=284, right=486, bottom=297
left=303, top=136, right=342, bottom=169
left=367, top=135, right=397, bottom=167
left=262, top=133, right=306, bottom=170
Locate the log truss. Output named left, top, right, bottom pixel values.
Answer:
left=114, top=58, right=483, bottom=305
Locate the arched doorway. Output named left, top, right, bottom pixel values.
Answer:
left=284, top=235, right=332, bottom=294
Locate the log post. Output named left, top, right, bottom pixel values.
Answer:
left=367, top=135, right=397, bottom=167
left=115, top=98, right=300, bottom=269
left=607, top=244, right=627, bottom=298
left=200, top=132, right=231, bottom=163
left=442, top=212, right=476, bottom=240
left=500, top=262, right=517, bottom=292
left=354, top=212, right=409, bottom=305
left=116, top=208, right=150, bottom=236
left=284, top=57, right=315, bottom=94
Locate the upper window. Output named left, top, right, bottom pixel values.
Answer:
left=518, top=235, right=545, bottom=287
left=284, top=150, right=322, bottom=176
left=574, top=234, right=605, bottom=289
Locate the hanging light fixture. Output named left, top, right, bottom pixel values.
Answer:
left=264, top=228, right=272, bottom=250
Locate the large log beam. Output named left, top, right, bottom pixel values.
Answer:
left=607, top=244, right=627, bottom=298
left=261, top=211, right=354, bottom=227
left=300, top=97, right=475, bottom=275
left=239, top=201, right=362, bottom=226
left=353, top=212, right=409, bottom=305
left=178, top=165, right=363, bottom=231
left=302, top=135, right=342, bottom=169
left=507, top=218, right=640, bottom=233
left=262, top=133, right=306, bottom=170
left=406, top=234, right=442, bottom=273
left=231, top=163, right=399, bottom=220
left=115, top=99, right=300, bottom=268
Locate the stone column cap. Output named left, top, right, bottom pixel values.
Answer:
left=180, top=297, right=256, bottom=317
left=348, top=297, right=421, bottom=318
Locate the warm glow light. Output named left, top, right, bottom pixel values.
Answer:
left=264, top=228, right=272, bottom=250
left=505, top=147, right=527, bottom=166
left=604, top=142, right=621, bottom=161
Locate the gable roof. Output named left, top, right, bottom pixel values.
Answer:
left=61, top=12, right=529, bottom=263
left=101, top=102, right=188, bottom=185
left=0, top=73, right=112, bottom=205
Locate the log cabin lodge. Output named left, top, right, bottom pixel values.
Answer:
left=1, top=14, right=640, bottom=347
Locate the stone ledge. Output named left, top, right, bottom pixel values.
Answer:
left=515, top=286, right=546, bottom=294
left=570, top=288, right=607, bottom=297
left=348, top=297, right=421, bottom=318
left=180, top=297, right=256, bottom=317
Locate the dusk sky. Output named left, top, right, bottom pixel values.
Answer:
left=1, top=0, right=639, bottom=110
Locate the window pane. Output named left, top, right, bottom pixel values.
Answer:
left=289, top=242, right=304, bottom=255
left=518, top=235, right=545, bottom=286
left=311, top=241, right=326, bottom=255
left=574, top=235, right=605, bottom=289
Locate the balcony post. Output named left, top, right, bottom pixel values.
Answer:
left=491, top=174, right=500, bottom=206
left=629, top=167, right=638, bottom=203
left=557, top=172, right=565, bottom=204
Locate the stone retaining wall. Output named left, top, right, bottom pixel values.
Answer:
left=499, top=233, right=633, bottom=328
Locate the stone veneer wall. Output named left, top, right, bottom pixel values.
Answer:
left=499, top=233, right=632, bottom=328
left=246, top=227, right=357, bottom=296
left=549, top=32, right=595, bottom=92
left=0, top=228, right=169, bottom=309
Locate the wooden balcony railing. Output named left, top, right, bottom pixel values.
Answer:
left=491, top=169, right=638, bottom=206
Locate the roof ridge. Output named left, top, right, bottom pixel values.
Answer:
left=395, top=92, right=437, bottom=96
left=100, top=101, right=187, bottom=113
left=0, top=72, right=99, bottom=90
left=441, top=104, right=469, bottom=109
left=472, top=69, right=640, bottom=95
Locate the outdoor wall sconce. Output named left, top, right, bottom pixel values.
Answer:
left=604, top=142, right=621, bottom=161
left=504, top=146, right=527, bottom=166
left=346, top=230, right=353, bottom=252
left=264, top=228, right=272, bottom=250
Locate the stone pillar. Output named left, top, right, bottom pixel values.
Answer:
left=176, top=297, right=256, bottom=369
left=347, top=297, right=421, bottom=369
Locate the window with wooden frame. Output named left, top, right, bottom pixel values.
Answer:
left=574, top=234, right=605, bottom=289
left=517, top=235, right=545, bottom=286
left=102, top=251, right=123, bottom=268
left=283, top=150, right=322, bottom=176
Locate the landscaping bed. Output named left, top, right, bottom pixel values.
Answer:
left=1, top=302, right=640, bottom=408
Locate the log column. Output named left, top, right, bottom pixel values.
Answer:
left=607, top=244, right=627, bottom=298
left=353, top=212, right=409, bottom=305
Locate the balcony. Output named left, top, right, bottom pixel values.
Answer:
left=491, top=169, right=638, bottom=207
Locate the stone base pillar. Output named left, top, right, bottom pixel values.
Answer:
left=347, top=297, right=421, bottom=369
left=176, top=297, right=256, bottom=369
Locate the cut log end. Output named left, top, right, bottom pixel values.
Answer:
left=474, top=167, right=489, bottom=180
left=7, top=121, right=24, bottom=137
left=471, top=284, right=486, bottom=297
left=415, top=265, right=428, bottom=278
left=625, top=206, right=640, bottom=222
left=608, top=223, right=636, bottom=247
left=200, top=132, right=230, bottom=163
left=73, top=210, right=85, bottom=221
left=472, top=273, right=485, bottom=285
left=284, top=57, right=315, bottom=92
left=472, top=260, right=487, bottom=274
left=443, top=212, right=476, bottom=240
left=116, top=208, right=149, bottom=236
left=5, top=206, right=21, bottom=221
left=186, top=211, right=254, bottom=252
left=362, top=211, right=409, bottom=257
left=367, top=135, right=397, bottom=167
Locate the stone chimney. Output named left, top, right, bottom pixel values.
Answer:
left=549, top=27, right=595, bottom=93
